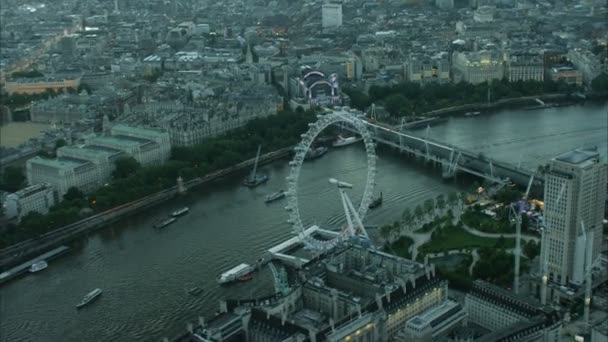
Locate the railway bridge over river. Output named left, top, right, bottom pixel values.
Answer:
left=335, top=108, right=542, bottom=188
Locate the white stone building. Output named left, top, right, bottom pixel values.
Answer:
left=108, top=124, right=171, bottom=166
left=26, top=157, right=99, bottom=197
left=406, top=52, right=451, bottom=84
left=322, top=3, right=342, bottom=28
left=567, top=48, right=604, bottom=86
left=56, top=145, right=124, bottom=185
left=452, top=50, right=504, bottom=84
left=3, top=183, right=57, bottom=222
left=27, top=125, right=172, bottom=197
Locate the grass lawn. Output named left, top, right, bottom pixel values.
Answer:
left=419, top=225, right=515, bottom=254
left=385, top=236, right=414, bottom=259
left=461, top=209, right=513, bottom=234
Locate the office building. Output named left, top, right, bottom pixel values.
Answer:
left=399, top=300, right=467, bottom=341
left=107, top=125, right=171, bottom=166
left=435, top=0, right=454, bottom=9
left=4, top=77, right=81, bottom=95
left=86, top=133, right=168, bottom=168
left=406, top=52, right=451, bottom=84
left=27, top=125, right=171, bottom=197
left=322, top=3, right=342, bottom=28
left=549, top=66, right=583, bottom=86
left=465, top=280, right=562, bottom=342
left=26, top=157, right=99, bottom=197
left=452, top=50, right=504, bottom=84
left=542, top=147, right=607, bottom=286
left=592, top=318, right=608, bottom=342
left=3, top=183, right=57, bottom=222
left=172, top=239, right=461, bottom=341
left=507, top=53, right=544, bottom=82
left=56, top=145, right=124, bottom=184
left=567, top=48, right=604, bottom=86
left=473, top=5, right=495, bottom=22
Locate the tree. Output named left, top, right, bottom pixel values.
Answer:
left=112, top=157, right=141, bottom=179
left=401, top=207, right=413, bottom=228
left=54, top=139, right=66, bottom=151
left=448, top=192, right=458, bottom=208
left=436, top=194, right=446, bottom=214
left=63, top=187, right=84, bottom=201
left=494, top=187, right=519, bottom=205
left=0, top=166, right=25, bottom=192
left=591, top=73, right=608, bottom=94
left=384, top=94, right=408, bottom=116
left=423, top=198, right=435, bottom=218
left=414, top=204, right=424, bottom=221
left=343, top=87, right=371, bottom=110
left=380, top=224, right=393, bottom=243
left=77, top=83, right=92, bottom=94
left=523, top=240, right=540, bottom=259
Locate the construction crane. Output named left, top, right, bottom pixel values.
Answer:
left=509, top=200, right=525, bottom=294
left=580, top=221, right=602, bottom=333
left=510, top=173, right=534, bottom=295
left=523, top=173, right=535, bottom=200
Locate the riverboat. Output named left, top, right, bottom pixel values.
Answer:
left=305, top=146, right=328, bottom=160
left=265, top=190, right=286, bottom=203
left=332, top=136, right=362, bottom=147
left=187, top=287, right=203, bottom=296
left=29, top=260, right=48, bottom=273
left=217, top=263, right=255, bottom=284
left=154, top=217, right=176, bottom=229
left=76, top=288, right=102, bottom=309
left=368, top=192, right=383, bottom=209
left=171, top=207, right=189, bottom=217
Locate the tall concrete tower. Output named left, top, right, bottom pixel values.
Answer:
left=102, top=114, right=112, bottom=136
left=245, top=44, right=254, bottom=64
left=541, top=147, right=606, bottom=287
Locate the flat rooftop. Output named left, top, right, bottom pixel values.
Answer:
left=59, top=145, right=122, bottom=158
left=554, top=147, right=599, bottom=165
left=28, top=156, right=90, bottom=170
left=111, top=124, right=166, bottom=139
left=91, top=134, right=150, bottom=147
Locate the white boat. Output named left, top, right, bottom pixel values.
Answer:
left=154, top=217, right=176, bottom=229
left=304, top=146, right=328, bottom=160
left=29, top=260, right=48, bottom=273
left=76, top=288, right=102, bottom=309
left=265, top=190, right=286, bottom=203
left=171, top=207, right=189, bottom=217
left=217, top=263, right=255, bottom=284
left=464, top=111, right=481, bottom=117
left=333, top=136, right=362, bottom=147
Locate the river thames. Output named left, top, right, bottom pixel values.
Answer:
left=0, top=102, right=606, bottom=342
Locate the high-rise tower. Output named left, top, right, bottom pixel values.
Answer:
left=541, top=147, right=606, bottom=287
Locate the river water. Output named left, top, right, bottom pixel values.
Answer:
left=1, top=102, right=606, bottom=342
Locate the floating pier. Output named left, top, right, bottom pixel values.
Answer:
left=0, top=245, right=70, bottom=285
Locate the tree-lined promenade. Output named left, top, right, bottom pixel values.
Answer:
left=344, top=75, right=608, bottom=118
left=0, top=109, right=318, bottom=248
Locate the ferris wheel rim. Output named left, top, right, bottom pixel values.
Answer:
left=285, top=110, right=376, bottom=251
